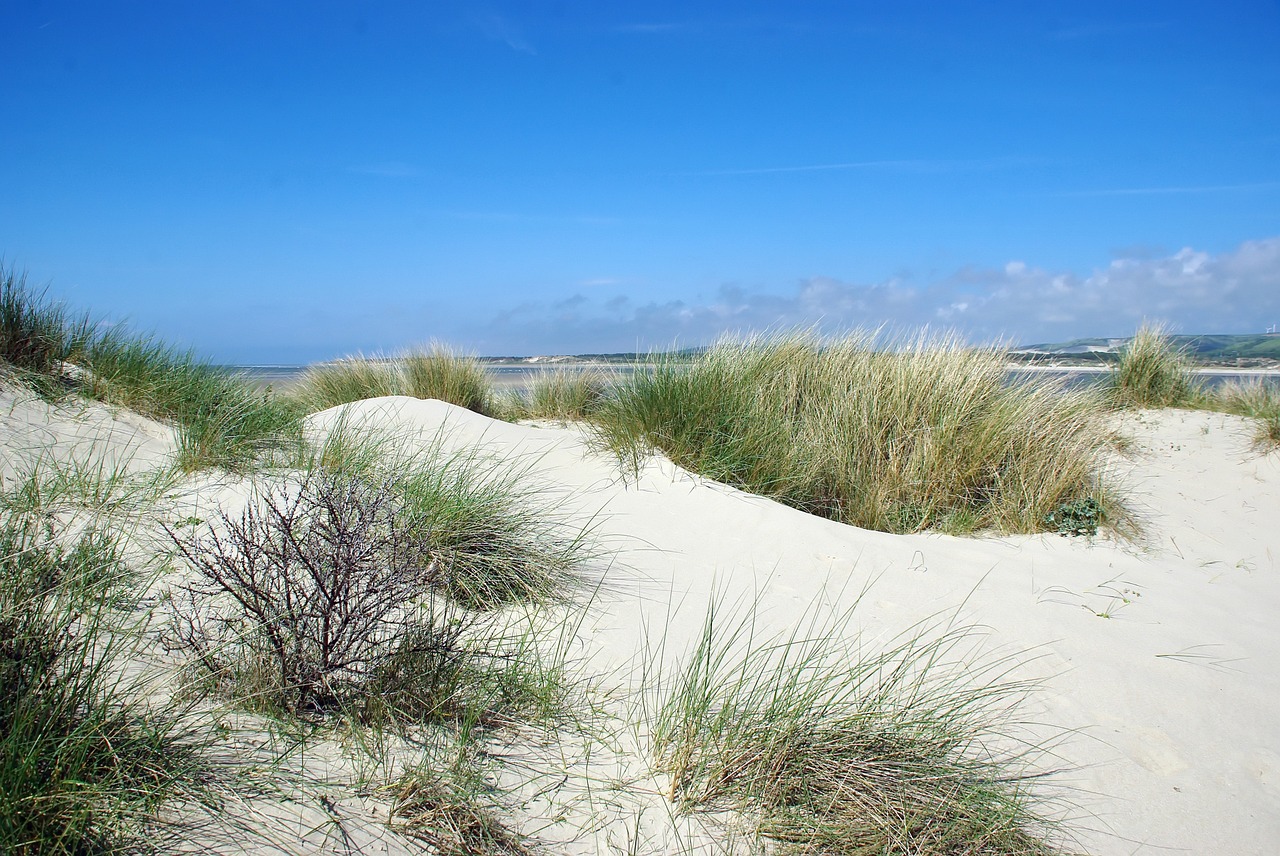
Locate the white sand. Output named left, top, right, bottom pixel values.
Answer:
left=5, top=386, right=1278, bottom=854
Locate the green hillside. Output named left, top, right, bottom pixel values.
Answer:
left=1016, top=333, right=1280, bottom=365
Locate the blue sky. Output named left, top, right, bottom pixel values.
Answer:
left=3, top=1, right=1278, bottom=362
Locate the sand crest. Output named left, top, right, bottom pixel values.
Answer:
left=6, top=387, right=1278, bottom=854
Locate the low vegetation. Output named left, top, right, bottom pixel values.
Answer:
left=167, top=455, right=590, bottom=721
left=0, top=506, right=207, bottom=853
left=0, top=267, right=93, bottom=388
left=1104, top=322, right=1279, bottom=451
left=1108, top=323, right=1198, bottom=408
left=292, top=346, right=497, bottom=416
left=514, top=368, right=612, bottom=422
left=649, top=594, right=1068, bottom=855
left=1, top=266, right=303, bottom=472
left=1210, top=379, right=1280, bottom=451
left=594, top=331, right=1119, bottom=534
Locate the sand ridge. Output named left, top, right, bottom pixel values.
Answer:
left=4, top=387, right=1277, bottom=853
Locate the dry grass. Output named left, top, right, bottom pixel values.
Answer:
left=648, top=593, right=1071, bottom=855
left=1108, top=324, right=1198, bottom=408
left=594, top=331, right=1121, bottom=535
left=293, top=347, right=496, bottom=416
left=515, top=368, right=612, bottom=422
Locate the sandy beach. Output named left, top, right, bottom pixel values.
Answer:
left=3, top=383, right=1278, bottom=854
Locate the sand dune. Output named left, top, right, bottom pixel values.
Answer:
left=5, top=386, right=1277, bottom=853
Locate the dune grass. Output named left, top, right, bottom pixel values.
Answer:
left=292, top=346, right=497, bottom=416
left=308, top=425, right=597, bottom=610
left=1198, top=379, right=1280, bottom=452
left=1, top=267, right=304, bottom=473
left=0, top=509, right=208, bottom=854
left=163, top=427, right=598, bottom=849
left=1108, top=324, right=1198, bottom=408
left=594, top=331, right=1119, bottom=535
left=383, top=733, right=535, bottom=856
left=0, top=267, right=93, bottom=388
left=514, top=368, right=613, bottom=422
left=648, top=593, right=1068, bottom=855
left=402, top=347, right=494, bottom=415
left=82, top=326, right=304, bottom=472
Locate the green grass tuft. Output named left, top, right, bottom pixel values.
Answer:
left=1, top=266, right=303, bottom=473
left=0, top=511, right=207, bottom=853
left=292, top=347, right=497, bottom=416
left=81, top=326, right=305, bottom=473
left=1194, top=379, right=1280, bottom=452
left=1108, top=324, right=1198, bottom=408
left=593, top=331, right=1120, bottom=535
left=402, top=346, right=495, bottom=416
left=0, top=266, right=94, bottom=395
left=649, top=593, right=1071, bottom=855
left=516, top=368, right=612, bottom=422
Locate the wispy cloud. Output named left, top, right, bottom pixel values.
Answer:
left=1050, top=21, right=1170, bottom=40
left=1061, top=181, right=1280, bottom=197
left=679, top=156, right=1043, bottom=177
left=478, top=237, right=1280, bottom=353
left=475, top=12, right=534, bottom=53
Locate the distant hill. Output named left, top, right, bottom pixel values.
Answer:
left=1014, top=333, right=1280, bottom=366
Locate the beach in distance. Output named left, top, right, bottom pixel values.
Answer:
left=236, top=360, right=1280, bottom=394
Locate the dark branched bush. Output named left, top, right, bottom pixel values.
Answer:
left=168, top=472, right=466, bottom=716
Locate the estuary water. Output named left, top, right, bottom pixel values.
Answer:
left=233, top=363, right=1279, bottom=396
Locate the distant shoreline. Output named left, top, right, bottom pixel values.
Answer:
left=233, top=361, right=1280, bottom=394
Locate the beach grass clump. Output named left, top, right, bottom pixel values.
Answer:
left=311, top=427, right=595, bottom=611
left=1, top=266, right=303, bottom=473
left=402, top=347, right=494, bottom=416
left=293, top=356, right=400, bottom=411
left=1206, top=379, right=1280, bottom=451
left=293, top=347, right=497, bottom=417
left=594, top=331, right=1117, bottom=534
left=1108, top=324, right=1198, bottom=408
left=0, top=266, right=93, bottom=394
left=518, top=368, right=612, bottom=422
left=651, top=596, right=1067, bottom=855
left=81, top=327, right=305, bottom=473
left=0, top=511, right=206, bottom=853
left=386, top=755, right=533, bottom=856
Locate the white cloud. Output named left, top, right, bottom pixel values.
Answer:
left=477, top=237, right=1280, bottom=353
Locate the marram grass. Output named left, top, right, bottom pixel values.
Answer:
left=293, top=346, right=496, bottom=416
left=0, top=511, right=209, bottom=854
left=1200, top=378, right=1280, bottom=452
left=515, top=368, right=612, bottom=421
left=1108, top=323, right=1198, bottom=408
left=648, top=593, right=1071, bottom=855
left=1, top=267, right=303, bottom=473
left=594, top=331, right=1121, bottom=535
